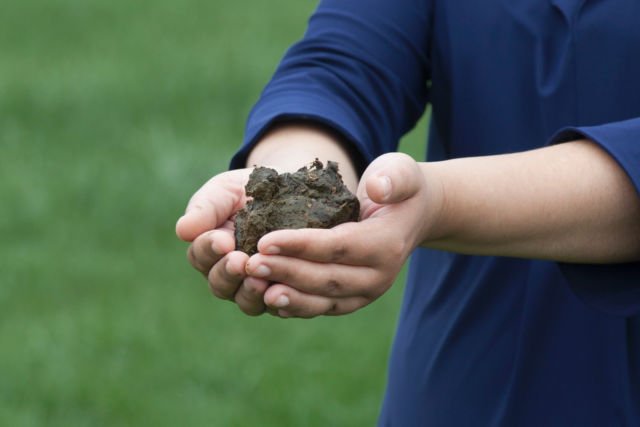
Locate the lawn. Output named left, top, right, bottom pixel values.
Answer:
left=0, top=0, right=428, bottom=425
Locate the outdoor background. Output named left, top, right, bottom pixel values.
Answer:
left=1, top=0, right=429, bottom=425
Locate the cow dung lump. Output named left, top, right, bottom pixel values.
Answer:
left=234, top=159, right=360, bottom=255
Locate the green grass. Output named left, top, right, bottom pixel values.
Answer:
left=0, top=0, right=428, bottom=425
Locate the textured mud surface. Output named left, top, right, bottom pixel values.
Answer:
left=234, top=160, right=360, bottom=255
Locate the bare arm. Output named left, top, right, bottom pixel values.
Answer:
left=419, top=140, right=640, bottom=263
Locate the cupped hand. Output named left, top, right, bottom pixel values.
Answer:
left=245, top=152, right=440, bottom=318
left=176, top=168, right=271, bottom=316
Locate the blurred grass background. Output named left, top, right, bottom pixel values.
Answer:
left=0, top=0, right=428, bottom=425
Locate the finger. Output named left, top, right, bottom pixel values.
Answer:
left=246, top=254, right=384, bottom=298
left=363, top=152, right=422, bottom=204
left=256, top=222, right=387, bottom=266
left=207, top=251, right=249, bottom=300
left=176, top=169, right=249, bottom=242
left=264, top=284, right=334, bottom=318
left=264, top=284, right=370, bottom=318
left=188, top=228, right=235, bottom=275
left=234, top=276, right=269, bottom=316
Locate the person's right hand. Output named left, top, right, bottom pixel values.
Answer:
left=175, top=168, right=271, bottom=316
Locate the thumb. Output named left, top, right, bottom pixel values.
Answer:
left=176, top=169, right=249, bottom=242
left=364, top=152, right=422, bottom=204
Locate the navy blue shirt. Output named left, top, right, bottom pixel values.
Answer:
left=231, top=0, right=640, bottom=425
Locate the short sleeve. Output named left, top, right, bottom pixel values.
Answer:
left=549, top=117, right=640, bottom=317
left=229, top=0, right=432, bottom=172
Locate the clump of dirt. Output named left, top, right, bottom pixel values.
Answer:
left=234, top=159, right=359, bottom=255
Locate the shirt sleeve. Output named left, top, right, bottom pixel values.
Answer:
left=549, top=117, right=640, bottom=317
left=229, top=0, right=432, bottom=173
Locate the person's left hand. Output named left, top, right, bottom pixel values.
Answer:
left=244, top=152, right=442, bottom=318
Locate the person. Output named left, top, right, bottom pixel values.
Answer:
left=176, top=0, right=640, bottom=425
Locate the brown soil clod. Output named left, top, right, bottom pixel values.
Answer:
left=234, top=159, right=360, bottom=255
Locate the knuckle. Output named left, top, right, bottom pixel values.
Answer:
left=326, top=301, right=340, bottom=315
left=328, top=229, right=349, bottom=262
left=273, top=264, right=296, bottom=285
left=325, top=279, right=343, bottom=297
left=328, top=297, right=368, bottom=316
left=330, top=243, right=348, bottom=263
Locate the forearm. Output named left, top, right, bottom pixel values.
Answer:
left=246, top=123, right=359, bottom=192
left=420, top=140, right=640, bottom=263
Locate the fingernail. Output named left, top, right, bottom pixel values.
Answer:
left=274, top=295, right=290, bottom=308
left=378, top=176, right=391, bottom=200
left=252, top=264, right=271, bottom=277
left=264, top=246, right=280, bottom=255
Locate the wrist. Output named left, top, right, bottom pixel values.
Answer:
left=417, top=161, right=452, bottom=247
